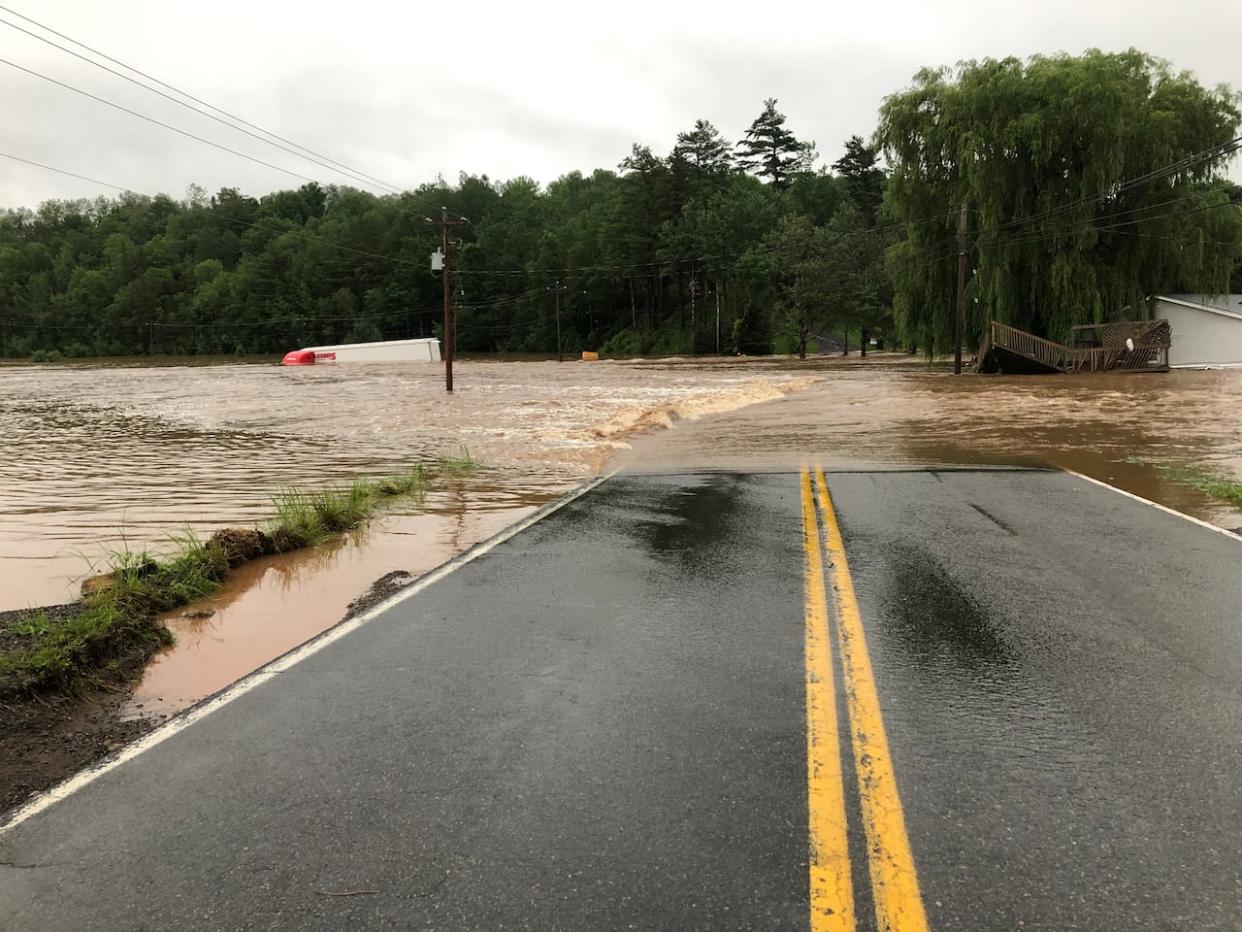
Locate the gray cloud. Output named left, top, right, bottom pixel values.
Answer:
left=2, top=0, right=1239, bottom=208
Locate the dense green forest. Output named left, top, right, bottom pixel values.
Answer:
left=2, top=50, right=1240, bottom=361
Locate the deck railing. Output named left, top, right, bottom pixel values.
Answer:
left=981, top=319, right=1171, bottom=374
left=988, top=321, right=1074, bottom=372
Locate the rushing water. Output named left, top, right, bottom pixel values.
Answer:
left=4, top=354, right=1242, bottom=713
left=0, top=356, right=816, bottom=612
left=615, top=361, right=1242, bottom=525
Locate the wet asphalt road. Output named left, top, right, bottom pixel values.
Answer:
left=3, top=469, right=1242, bottom=930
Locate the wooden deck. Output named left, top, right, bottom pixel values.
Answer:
left=975, top=320, right=1170, bottom=375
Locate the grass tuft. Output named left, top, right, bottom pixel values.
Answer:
left=1156, top=465, right=1242, bottom=507
left=374, top=464, right=430, bottom=497
left=268, top=481, right=379, bottom=549
left=2, top=460, right=450, bottom=697
left=1126, top=457, right=1242, bottom=508
left=436, top=446, right=483, bottom=476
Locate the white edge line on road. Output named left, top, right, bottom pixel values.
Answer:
left=1, top=471, right=616, bottom=835
left=1066, top=469, right=1242, bottom=542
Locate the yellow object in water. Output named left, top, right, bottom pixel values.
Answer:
left=581, top=351, right=600, bottom=361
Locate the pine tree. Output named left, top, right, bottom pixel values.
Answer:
left=673, top=119, right=733, bottom=174
left=832, top=135, right=885, bottom=222
left=735, top=99, right=814, bottom=188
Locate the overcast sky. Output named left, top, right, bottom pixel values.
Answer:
left=2, top=0, right=1240, bottom=208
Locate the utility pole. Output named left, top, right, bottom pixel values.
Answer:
left=427, top=208, right=466, bottom=392
left=954, top=203, right=968, bottom=375
left=548, top=280, right=567, bottom=362
left=715, top=279, right=722, bottom=355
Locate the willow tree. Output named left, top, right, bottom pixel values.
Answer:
left=878, top=50, right=1242, bottom=352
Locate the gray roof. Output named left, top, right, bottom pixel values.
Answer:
left=1163, top=293, right=1242, bottom=314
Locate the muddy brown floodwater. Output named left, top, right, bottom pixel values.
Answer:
left=4, top=354, right=1242, bottom=716
left=615, top=360, right=1242, bottom=528
left=0, top=356, right=817, bottom=713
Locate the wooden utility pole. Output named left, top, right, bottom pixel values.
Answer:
left=954, top=203, right=968, bottom=375
left=428, top=208, right=466, bottom=392
left=548, top=280, right=566, bottom=362
left=715, top=279, right=722, bottom=355
left=442, top=209, right=454, bottom=391
left=556, top=283, right=563, bottom=362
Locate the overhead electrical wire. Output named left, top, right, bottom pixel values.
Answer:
left=919, top=196, right=1242, bottom=265
left=0, top=151, right=131, bottom=193
left=2, top=153, right=809, bottom=292
left=977, top=135, right=1242, bottom=237
left=0, top=14, right=403, bottom=195
left=0, top=10, right=466, bottom=221
left=0, top=56, right=327, bottom=187
left=3, top=10, right=967, bottom=280
left=0, top=2, right=405, bottom=195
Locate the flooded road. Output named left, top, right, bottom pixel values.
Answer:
left=4, top=354, right=1242, bottom=714
left=619, top=361, right=1242, bottom=527
left=0, top=356, right=813, bottom=611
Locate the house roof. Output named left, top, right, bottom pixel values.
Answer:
left=1157, top=294, right=1242, bottom=322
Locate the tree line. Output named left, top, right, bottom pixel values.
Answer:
left=2, top=50, right=1240, bottom=362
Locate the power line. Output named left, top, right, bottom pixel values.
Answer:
left=5, top=151, right=825, bottom=287
left=980, top=135, right=1242, bottom=237
left=0, top=13, right=403, bottom=195
left=0, top=56, right=323, bottom=186
left=452, top=215, right=956, bottom=278
left=0, top=2, right=404, bottom=194
left=1, top=53, right=464, bottom=228
left=975, top=198, right=1241, bottom=256
left=0, top=151, right=131, bottom=193
left=920, top=191, right=1242, bottom=263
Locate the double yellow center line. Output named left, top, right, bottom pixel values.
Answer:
left=801, top=467, right=930, bottom=932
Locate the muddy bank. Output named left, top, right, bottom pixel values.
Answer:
left=0, top=560, right=426, bottom=818
left=0, top=465, right=488, bottom=815
left=0, top=480, right=545, bottom=817
left=0, top=603, right=167, bottom=815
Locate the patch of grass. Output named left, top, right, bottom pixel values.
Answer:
left=1157, top=465, right=1242, bottom=507
left=5, top=611, right=55, bottom=639
left=0, top=532, right=226, bottom=695
left=29, top=349, right=63, bottom=363
left=1127, top=457, right=1242, bottom=508
left=268, top=480, right=379, bottom=549
left=436, top=447, right=483, bottom=476
left=270, top=488, right=331, bottom=550
left=3, top=462, right=447, bottom=697
left=373, top=464, right=430, bottom=497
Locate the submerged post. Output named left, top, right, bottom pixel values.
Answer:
left=555, top=281, right=563, bottom=363
left=442, top=208, right=453, bottom=392
left=428, top=208, right=467, bottom=392
left=954, top=203, right=968, bottom=375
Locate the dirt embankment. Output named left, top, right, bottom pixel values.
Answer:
left=0, top=603, right=167, bottom=816
left=0, top=565, right=419, bottom=819
left=0, top=468, right=446, bottom=820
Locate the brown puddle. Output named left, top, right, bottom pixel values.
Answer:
left=126, top=483, right=557, bottom=716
